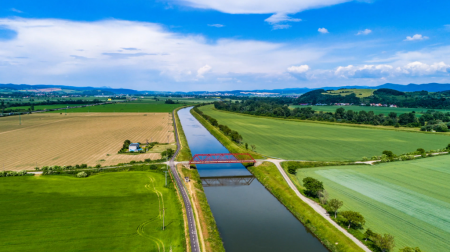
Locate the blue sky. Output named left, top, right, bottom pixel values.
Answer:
left=0, top=0, right=449, bottom=91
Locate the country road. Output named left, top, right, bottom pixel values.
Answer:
left=171, top=110, right=201, bottom=252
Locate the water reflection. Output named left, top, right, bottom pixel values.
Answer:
left=201, top=175, right=255, bottom=187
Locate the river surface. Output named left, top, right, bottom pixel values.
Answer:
left=178, top=107, right=328, bottom=252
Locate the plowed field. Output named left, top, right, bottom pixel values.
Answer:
left=0, top=113, right=174, bottom=170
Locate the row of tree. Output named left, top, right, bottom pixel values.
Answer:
left=213, top=100, right=450, bottom=131
left=297, top=174, right=423, bottom=252
left=193, top=106, right=243, bottom=143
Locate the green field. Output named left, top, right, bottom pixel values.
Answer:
left=50, top=101, right=185, bottom=113
left=293, top=155, right=450, bottom=252
left=323, top=89, right=375, bottom=98
left=7, top=104, right=83, bottom=111
left=199, top=105, right=450, bottom=161
left=0, top=171, right=185, bottom=251
left=289, top=105, right=450, bottom=117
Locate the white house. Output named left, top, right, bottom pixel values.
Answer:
left=129, top=143, right=140, bottom=152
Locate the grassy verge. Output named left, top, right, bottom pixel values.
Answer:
left=190, top=107, right=264, bottom=159
left=179, top=165, right=225, bottom=252
left=248, top=162, right=364, bottom=252
left=174, top=106, right=193, bottom=161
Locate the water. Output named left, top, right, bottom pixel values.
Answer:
left=178, top=107, right=328, bottom=252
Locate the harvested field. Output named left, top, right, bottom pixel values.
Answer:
left=0, top=113, right=174, bottom=170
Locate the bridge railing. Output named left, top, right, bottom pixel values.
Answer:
left=189, top=153, right=256, bottom=165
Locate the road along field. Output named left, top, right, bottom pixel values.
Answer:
left=198, top=105, right=450, bottom=161
left=289, top=105, right=450, bottom=117
left=0, top=171, right=185, bottom=251
left=0, top=113, right=174, bottom=170
left=294, top=155, right=450, bottom=252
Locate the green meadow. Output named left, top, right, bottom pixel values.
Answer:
left=199, top=105, right=450, bottom=161
left=294, top=155, right=450, bottom=252
left=289, top=105, right=450, bottom=117
left=51, top=101, right=185, bottom=113
left=0, top=171, right=185, bottom=252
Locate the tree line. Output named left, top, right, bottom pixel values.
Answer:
left=213, top=100, right=450, bottom=132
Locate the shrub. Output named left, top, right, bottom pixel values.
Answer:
left=95, top=164, right=101, bottom=168
left=416, top=148, right=425, bottom=154
left=149, top=165, right=158, bottom=170
left=362, top=157, right=368, bottom=161
left=130, top=160, right=136, bottom=164
left=288, top=166, right=297, bottom=174
left=77, top=171, right=88, bottom=178
left=302, top=177, right=324, bottom=197
left=394, top=123, right=400, bottom=128
left=144, top=158, right=151, bottom=162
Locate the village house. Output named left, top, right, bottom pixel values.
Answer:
left=129, top=143, right=141, bottom=152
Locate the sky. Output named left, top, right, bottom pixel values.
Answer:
left=0, top=0, right=449, bottom=91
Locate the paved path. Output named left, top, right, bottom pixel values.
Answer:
left=171, top=110, right=200, bottom=252
left=265, top=159, right=372, bottom=252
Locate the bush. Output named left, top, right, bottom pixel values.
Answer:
left=95, top=164, right=101, bottom=168
left=149, top=165, right=158, bottom=170
left=288, top=166, right=297, bottom=174
left=144, top=158, right=151, bottom=162
left=395, top=123, right=400, bottom=128
left=77, top=171, right=88, bottom=178
left=302, top=177, right=324, bottom=197
left=362, top=157, right=368, bottom=161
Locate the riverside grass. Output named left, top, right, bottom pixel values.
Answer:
left=198, top=105, right=450, bottom=161
left=293, top=155, right=450, bottom=252
left=248, top=162, right=364, bottom=252
left=180, top=166, right=226, bottom=252
left=175, top=107, right=193, bottom=161
left=0, top=171, right=185, bottom=252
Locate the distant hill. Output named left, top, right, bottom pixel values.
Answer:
left=2, top=82, right=450, bottom=95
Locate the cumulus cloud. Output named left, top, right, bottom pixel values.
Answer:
left=333, top=62, right=450, bottom=79
left=356, top=29, right=372, bottom=35
left=197, top=65, right=212, bottom=77
left=0, top=18, right=324, bottom=87
left=208, top=24, right=224, bottom=27
left=318, top=27, right=329, bottom=34
left=404, top=34, right=429, bottom=41
left=287, top=65, right=310, bottom=73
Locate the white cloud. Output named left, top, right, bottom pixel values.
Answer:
left=333, top=62, right=450, bottom=79
left=287, top=65, right=310, bottom=73
left=404, top=34, right=429, bottom=41
left=208, top=24, right=224, bottom=27
left=265, top=13, right=301, bottom=24
left=172, top=0, right=351, bottom=14
left=10, top=8, right=23, bottom=13
left=356, top=29, right=371, bottom=35
left=0, top=18, right=325, bottom=88
left=318, top=27, right=329, bottom=34
left=197, top=65, right=212, bottom=77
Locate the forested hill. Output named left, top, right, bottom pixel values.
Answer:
left=297, top=88, right=450, bottom=109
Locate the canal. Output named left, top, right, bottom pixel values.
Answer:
left=178, top=107, right=328, bottom=252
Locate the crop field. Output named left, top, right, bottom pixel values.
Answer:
left=199, top=105, right=450, bottom=161
left=289, top=105, right=450, bottom=116
left=0, top=113, right=174, bottom=170
left=323, top=89, right=375, bottom=98
left=51, top=101, right=185, bottom=113
left=0, top=171, right=185, bottom=251
left=293, top=155, right=450, bottom=252
left=5, top=104, right=83, bottom=111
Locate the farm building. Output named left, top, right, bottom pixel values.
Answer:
left=129, top=143, right=141, bottom=152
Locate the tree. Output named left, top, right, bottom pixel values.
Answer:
left=251, top=144, right=256, bottom=151
left=162, top=148, right=175, bottom=158
left=245, top=143, right=248, bottom=150
left=302, top=177, right=324, bottom=197
left=288, top=166, right=296, bottom=175
left=372, top=233, right=395, bottom=252
left=363, top=228, right=375, bottom=242
left=340, top=211, right=365, bottom=229
left=399, top=247, right=422, bottom=252
left=328, top=199, right=343, bottom=218
left=382, top=150, right=395, bottom=160
left=416, top=148, right=425, bottom=154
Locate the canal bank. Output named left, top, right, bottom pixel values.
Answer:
left=178, top=107, right=329, bottom=252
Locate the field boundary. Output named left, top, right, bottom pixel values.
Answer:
left=204, top=105, right=450, bottom=136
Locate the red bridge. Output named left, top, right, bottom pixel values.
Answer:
left=189, top=153, right=256, bottom=165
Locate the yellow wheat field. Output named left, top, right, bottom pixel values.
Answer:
left=0, top=113, right=174, bottom=170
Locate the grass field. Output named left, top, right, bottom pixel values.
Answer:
left=6, top=104, right=84, bottom=111
left=51, top=101, right=185, bottom=113
left=323, top=89, right=375, bottom=98
left=198, top=105, right=450, bottom=161
left=0, top=171, right=185, bottom=251
left=0, top=113, right=174, bottom=170
left=293, top=155, right=450, bottom=252
left=289, top=105, right=450, bottom=116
